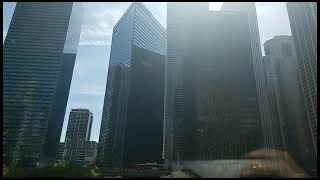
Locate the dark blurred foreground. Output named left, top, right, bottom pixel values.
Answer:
left=3, top=149, right=316, bottom=178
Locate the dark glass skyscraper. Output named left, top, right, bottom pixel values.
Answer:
left=164, top=2, right=264, bottom=164
left=3, top=2, right=83, bottom=167
left=286, top=2, right=317, bottom=176
left=286, top=2, right=317, bottom=157
left=221, top=2, right=282, bottom=154
left=97, top=2, right=166, bottom=168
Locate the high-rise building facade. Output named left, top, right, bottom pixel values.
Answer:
left=97, top=2, right=166, bottom=168
left=286, top=3, right=317, bottom=176
left=262, top=55, right=285, bottom=152
left=286, top=2, right=317, bottom=157
left=56, top=142, right=65, bottom=161
left=262, top=35, right=316, bottom=173
left=164, top=2, right=265, bottom=163
left=221, top=2, right=282, bottom=155
left=63, top=109, right=93, bottom=164
left=84, top=141, right=98, bottom=166
left=3, top=2, right=83, bottom=167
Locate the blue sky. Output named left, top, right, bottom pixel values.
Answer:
left=3, top=2, right=291, bottom=142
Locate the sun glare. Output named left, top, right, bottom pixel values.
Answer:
left=209, top=2, right=223, bottom=11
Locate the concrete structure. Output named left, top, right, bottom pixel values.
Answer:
left=56, top=140, right=97, bottom=166
left=63, top=109, right=93, bottom=164
left=97, top=2, right=166, bottom=168
left=3, top=2, right=83, bottom=167
left=84, top=141, right=98, bottom=166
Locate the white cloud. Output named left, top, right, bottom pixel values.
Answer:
left=91, top=9, right=122, bottom=21
left=79, top=3, right=128, bottom=46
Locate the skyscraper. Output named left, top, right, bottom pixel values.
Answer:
left=97, top=2, right=166, bottom=168
left=164, top=2, right=264, bottom=164
left=262, top=35, right=315, bottom=172
left=286, top=3, right=317, bottom=176
left=286, top=2, right=317, bottom=157
left=63, top=109, right=93, bottom=164
left=262, top=56, right=285, bottom=152
left=3, top=2, right=83, bottom=167
left=221, top=2, right=280, bottom=155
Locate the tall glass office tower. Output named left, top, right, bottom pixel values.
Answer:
left=97, top=2, right=166, bottom=168
left=286, top=2, right=317, bottom=176
left=164, top=2, right=264, bottom=164
left=3, top=2, right=83, bottom=167
left=286, top=2, right=317, bottom=156
left=221, top=2, right=281, bottom=154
